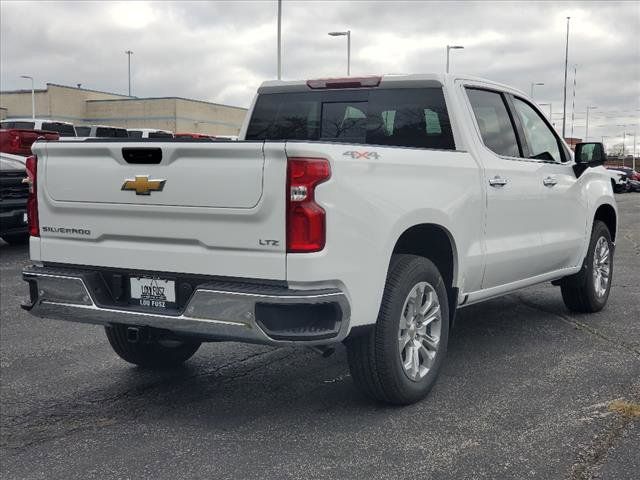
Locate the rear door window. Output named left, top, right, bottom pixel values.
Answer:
left=42, top=122, right=76, bottom=137
left=96, top=127, right=128, bottom=138
left=466, top=88, right=521, bottom=158
left=75, top=126, right=90, bottom=136
left=148, top=131, right=174, bottom=139
left=246, top=87, right=455, bottom=150
left=128, top=130, right=143, bottom=138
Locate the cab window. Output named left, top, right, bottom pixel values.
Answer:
left=466, top=88, right=520, bottom=158
left=512, top=97, right=564, bottom=162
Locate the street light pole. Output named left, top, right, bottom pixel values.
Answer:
left=539, top=103, right=553, bottom=125
left=530, top=82, right=544, bottom=98
left=125, top=50, right=133, bottom=96
left=585, top=105, right=597, bottom=141
left=277, top=0, right=282, bottom=80
left=328, top=30, right=351, bottom=76
left=562, top=16, right=570, bottom=138
left=445, top=45, right=464, bottom=73
left=20, top=75, right=35, bottom=119
left=625, top=133, right=636, bottom=171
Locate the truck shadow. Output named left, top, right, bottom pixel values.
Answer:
left=3, top=286, right=585, bottom=451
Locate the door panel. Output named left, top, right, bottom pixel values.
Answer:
left=509, top=96, right=588, bottom=271
left=464, top=87, right=547, bottom=289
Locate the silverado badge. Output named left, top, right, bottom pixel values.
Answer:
left=121, top=175, right=166, bottom=195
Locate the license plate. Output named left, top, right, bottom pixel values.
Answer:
left=130, top=277, right=176, bottom=309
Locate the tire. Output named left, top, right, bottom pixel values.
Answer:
left=346, top=254, right=450, bottom=405
left=105, top=324, right=201, bottom=368
left=1, top=233, right=29, bottom=245
left=561, top=220, right=613, bottom=313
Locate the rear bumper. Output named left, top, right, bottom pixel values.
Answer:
left=22, top=266, right=351, bottom=346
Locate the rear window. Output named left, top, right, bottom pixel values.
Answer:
left=75, top=126, right=90, bottom=136
left=246, top=87, right=455, bottom=150
left=42, top=122, right=76, bottom=137
left=148, top=131, right=173, bottom=139
left=1, top=121, right=35, bottom=130
left=95, top=127, right=128, bottom=138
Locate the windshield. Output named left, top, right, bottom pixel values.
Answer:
left=246, top=87, right=455, bottom=150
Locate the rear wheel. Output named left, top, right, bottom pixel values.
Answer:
left=561, top=220, right=613, bottom=313
left=105, top=324, right=201, bottom=368
left=346, top=254, right=449, bottom=405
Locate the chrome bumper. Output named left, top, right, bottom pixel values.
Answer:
left=22, top=266, right=350, bottom=346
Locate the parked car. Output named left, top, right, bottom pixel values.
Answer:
left=175, top=132, right=214, bottom=139
left=82, top=125, right=129, bottom=138
left=0, top=129, right=59, bottom=245
left=0, top=129, right=60, bottom=156
left=127, top=128, right=174, bottom=139
left=74, top=126, right=91, bottom=137
left=0, top=118, right=76, bottom=137
left=605, top=169, right=629, bottom=193
left=628, top=180, right=640, bottom=192
left=0, top=152, right=29, bottom=244
left=21, top=73, right=617, bottom=405
left=607, top=166, right=640, bottom=184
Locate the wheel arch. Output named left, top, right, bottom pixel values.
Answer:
left=391, top=223, right=459, bottom=328
left=594, top=203, right=617, bottom=242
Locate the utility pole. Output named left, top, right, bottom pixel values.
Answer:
left=277, top=0, right=282, bottom=80
left=562, top=16, right=570, bottom=138
left=125, top=50, right=133, bottom=96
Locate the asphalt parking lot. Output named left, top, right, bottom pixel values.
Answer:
left=1, top=194, right=638, bottom=480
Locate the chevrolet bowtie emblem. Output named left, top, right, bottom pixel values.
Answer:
left=121, top=175, right=166, bottom=195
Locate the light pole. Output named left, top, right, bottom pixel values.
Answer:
left=539, top=103, right=553, bottom=124
left=20, top=75, right=35, bottom=119
left=125, top=50, right=133, bottom=96
left=585, top=105, right=597, bottom=141
left=445, top=45, right=464, bottom=73
left=328, top=30, right=351, bottom=76
left=625, top=133, right=636, bottom=171
left=277, top=0, right=282, bottom=80
left=562, top=16, right=570, bottom=138
left=530, top=82, right=544, bottom=98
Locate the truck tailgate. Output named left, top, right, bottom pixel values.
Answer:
left=32, top=141, right=287, bottom=280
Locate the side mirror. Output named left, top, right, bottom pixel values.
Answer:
left=574, top=142, right=606, bottom=166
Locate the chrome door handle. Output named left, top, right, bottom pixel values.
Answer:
left=543, top=176, right=558, bottom=187
left=489, top=176, right=508, bottom=187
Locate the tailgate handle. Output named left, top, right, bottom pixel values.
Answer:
left=122, top=148, right=162, bottom=164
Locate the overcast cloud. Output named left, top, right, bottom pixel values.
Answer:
left=1, top=0, right=638, bottom=148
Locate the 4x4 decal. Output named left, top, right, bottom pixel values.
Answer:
left=343, top=151, right=380, bottom=160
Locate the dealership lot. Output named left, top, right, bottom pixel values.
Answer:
left=0, top=194, right=638, bottom=480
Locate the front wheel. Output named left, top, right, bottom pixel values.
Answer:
left=105, top=324, right=201, bottom=368
left=561, top=220, right=613, bottom=313
left=346, top=254, right=449, bottom=405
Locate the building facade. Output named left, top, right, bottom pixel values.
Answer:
left=0, top=83, right=247, bottom=136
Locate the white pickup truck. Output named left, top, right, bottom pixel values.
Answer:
left=22, top=74, right=617, bottom=405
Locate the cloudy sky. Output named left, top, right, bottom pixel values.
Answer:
left=1, top=0, right=638, bottom=149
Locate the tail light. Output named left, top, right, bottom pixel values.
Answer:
left=25, top=155, right=39, bottom=237
left=286, top=157, right=331, bottom=253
